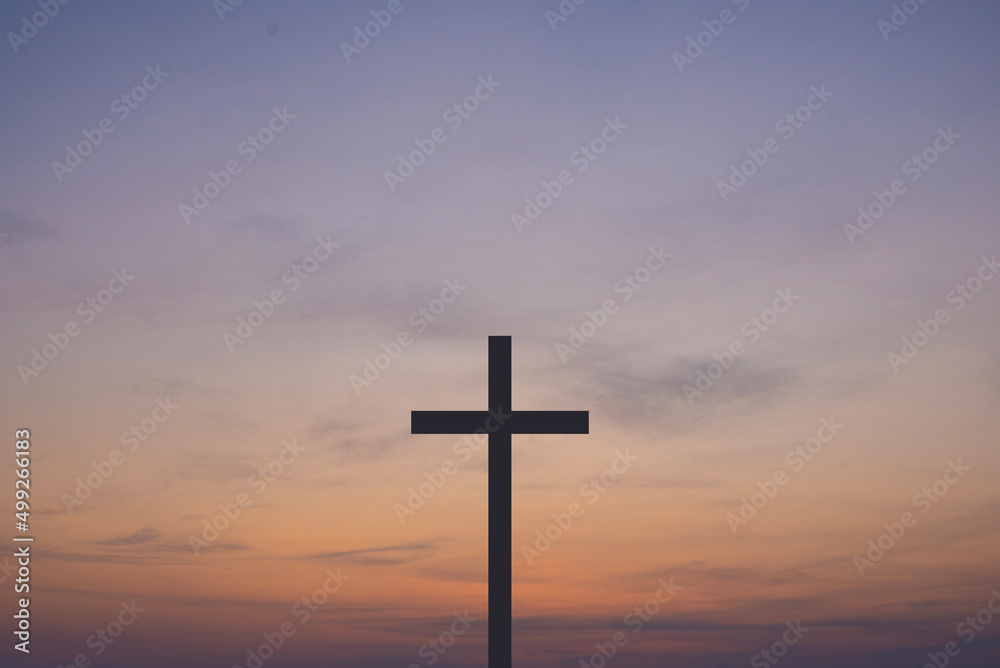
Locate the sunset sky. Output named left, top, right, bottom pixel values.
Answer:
left=2, top=1, right=999, bottom=666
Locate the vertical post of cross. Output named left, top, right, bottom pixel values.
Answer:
left=488, top=336, right=512, bottom=667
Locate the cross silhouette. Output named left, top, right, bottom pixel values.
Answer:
left=411, top=336, right=589, bottom=666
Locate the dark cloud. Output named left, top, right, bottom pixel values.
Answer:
left=94, top=526, right=161, bottom=546
left=557, top=343, right=799, bottom=432
left=304, top=540, right=438, bottom=566
left=0, top=208, right=58, bottom=245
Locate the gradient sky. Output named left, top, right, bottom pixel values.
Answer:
left=2, top=1, right=1000, bottom=666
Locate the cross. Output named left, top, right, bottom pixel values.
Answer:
left=411, top=336, right=589, bottom=667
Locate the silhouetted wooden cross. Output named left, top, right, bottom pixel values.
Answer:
left=411, top=336, right=589, bottom=666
